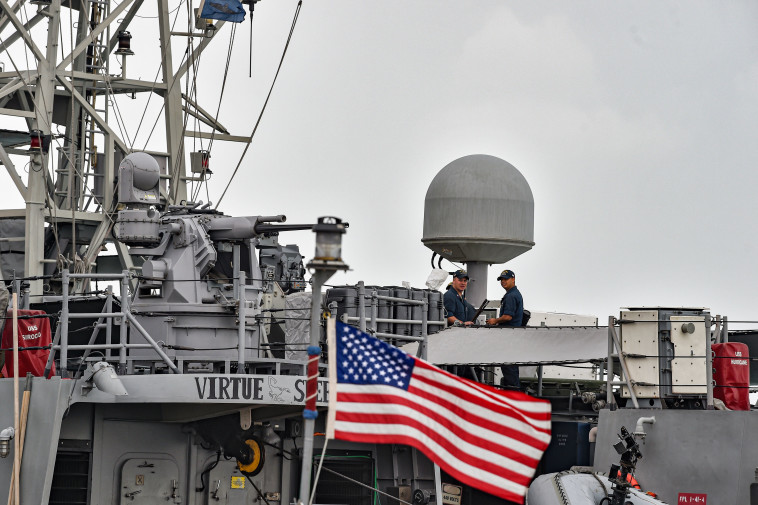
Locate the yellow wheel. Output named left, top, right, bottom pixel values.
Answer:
left=237, top=438, right=265, bottom=476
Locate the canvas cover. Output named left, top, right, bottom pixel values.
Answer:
left=1, top=309, right=54, bottom=378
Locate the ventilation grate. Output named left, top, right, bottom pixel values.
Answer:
left=49, top=449, right=91, bottom=505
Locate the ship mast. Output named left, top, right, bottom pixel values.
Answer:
left=0, top=0, right=230, bottom=299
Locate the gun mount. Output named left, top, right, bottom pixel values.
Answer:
left=112, top=153, right=311, bottom=372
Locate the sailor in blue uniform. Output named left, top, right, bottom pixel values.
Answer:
left=443, top=269, right=475, bottom=326
left=486, top=269, right=523, bottom=388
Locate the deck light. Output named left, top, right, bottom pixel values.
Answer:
left=115, top=31, right=134, bottom=56
left=311, top=216, right=347, bottom=264
left=29, top=130, right=50, bottom=153
left=0, top=427, right=14, bottom=458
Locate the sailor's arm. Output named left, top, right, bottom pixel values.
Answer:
left=486, top=314, right=512, bottom=325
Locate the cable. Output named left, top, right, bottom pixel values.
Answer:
left=308, top=436, right=330, bottom=505
left=245, top=475, right=272, bottom=505
left=195, top=449, right=221, bottom=492
left=215, top=0, right=303, bottom=208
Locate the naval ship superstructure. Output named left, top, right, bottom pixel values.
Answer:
left=1, top=2, right=758, bottom=505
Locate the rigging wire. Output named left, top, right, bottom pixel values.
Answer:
left=308, top=436, right=330, bottom=505
left=190, top=23, right=237, bottom=203
left=133, top=0, right=185, bottom=19
left=132, top=1, right=186, bottom=151
left=215, top=0, right=303, bottom=209
left=206, top=23, right=237, bottom=155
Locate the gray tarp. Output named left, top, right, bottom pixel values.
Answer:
left=402, top=326, right=608, bottom=365
left=284, top=292, right=311, bottom=361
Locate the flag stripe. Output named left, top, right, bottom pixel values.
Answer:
left=337, top=386, right=547, bottom=462
left=414, top=361, right=552, bottom=420
left=407, top=377, right=551, bottom=439
left=332, top=423, right=529, bottom=501
left=334, top=409, right=536, bottom=482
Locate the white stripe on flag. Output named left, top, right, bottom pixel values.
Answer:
left=335, top=394, right=543, bottom=470
left=337, top=383, right=547, bottom=460
left=414, top=364, right=553, bottom=418
left=408, top=372, right=552, bottom=436
left=333, top=420, right=529, bottom=497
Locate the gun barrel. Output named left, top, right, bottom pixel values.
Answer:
left=254, top=224, right=314, bottom=234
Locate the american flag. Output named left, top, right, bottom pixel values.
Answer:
left=326, top=321, right=551, bottom=503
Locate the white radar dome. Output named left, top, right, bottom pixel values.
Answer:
left=422, top=154, right=534, bottom=264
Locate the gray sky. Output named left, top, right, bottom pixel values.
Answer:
left=3, top=1, right=758, bottom=323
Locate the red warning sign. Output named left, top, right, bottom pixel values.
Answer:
left=678, top=493, right=706, bottom=504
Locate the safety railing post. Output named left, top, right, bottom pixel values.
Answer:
left=237, top=271, right=246, bottom=374
left=607, top=316, right=615, bottom=410
left=371, top=291, right=378, bottom=335
left=118, top=270, right=129, bottom=375
left=60, top=269, right=70, bottom=378
left=105, top=286, right=113, bottom=360
left=358, top=281, right=366, bottom=333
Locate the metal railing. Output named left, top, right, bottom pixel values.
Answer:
left=337, top=281, right=446, bottom=358
left=43, top=269, right=179, bottom=377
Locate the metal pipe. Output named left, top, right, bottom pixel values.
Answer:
left=10, top=292, right=19, bottom=505
left=372, top=294, right=426, bottom=305
left=43, top=324, right=60, bottom=378
left=705, top=314, right=714, bottom=410
left=465, top=261, right=488, bottom=310
left=344, top=316, right=445, bottom=326
left=75, top=310, right=109, bottom=376
left=124, top=312, right=180, bottom=373
left=67, top=312, right=126, bottom=318
left=258, top=319, right=275, bottom=359
left=119, top=270, right=129, bottom=374
left=607, top=317, right=615, bottom=410
left=105, top=287, right=113, bottom=360
left=60, top=269, right=70, bottom=378
left=633, top=416, right=656, bottom=438
left=53, top=344, right=152, bottom=350
left=712, top=315, right=721, bottom=344
left=610, top=322, right=639, bottom=409
left=373, top=332, right=425, bottom=342
left=233, top=244, right=240, bottom=301
left=67, top=272, right=130, bottom=280
left=237, top=271, right=246, bottom=373
left=358, top=281, right=366, bottom=333
left=722, top=316, right=729, bottom=343
left=371, top=291, right=378, bottom=334
left=421, top=297, right=428, bottom=359
left=537, top=365, right=543, bottom=396
left=298, top=269, right=334, bottom=505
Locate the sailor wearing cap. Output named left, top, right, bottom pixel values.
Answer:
left=443, top=269, right=476, bottom=326
left=486, top=269, right=524, bottom=388
left=486, top=269, right=523, bottom=326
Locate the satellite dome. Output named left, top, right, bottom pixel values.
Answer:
left=422, top=154, right=534, bottom=264
left=120, top=152, right=160, bottom=191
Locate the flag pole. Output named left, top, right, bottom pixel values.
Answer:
left=297, top=269, right=334, bottom=505
left=12, top=293, right=19, bottom=505
left=419, top=318, right=444, bottom=505
left=297, top=217, right=348, bottom=505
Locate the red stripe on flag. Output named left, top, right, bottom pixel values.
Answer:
left=338, top=391, right=545, bottom=466
left=404, top=383, right=550, bottom=446
left=334, top=409, right=535, bottom=485
left=413, top=359, right=551, bottom=423
left=330, top=430, right=527, bottom=503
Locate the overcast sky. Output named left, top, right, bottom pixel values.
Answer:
left=3, top=1, right=758, bottom=323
